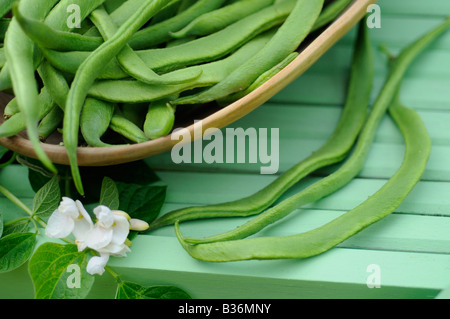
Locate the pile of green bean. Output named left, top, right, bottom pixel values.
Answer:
left=152, top=17, right=450, bottom=262
left=0, top=0, right=354, bottom=195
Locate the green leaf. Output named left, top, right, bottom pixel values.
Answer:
left=99, top=177, right=119, bottom=210
left=29, top=243, right=95, bottom=299
left=115, top=280, right=192, bottom=299
left=0, top=211, right=3, bottom=238
left=2, top=218, right=31, bottom=237
left=117, top=182, right=167, bottom=224
left=0, top=232, right=36, bottom=273
left=32, top=176, right=61, bottom=218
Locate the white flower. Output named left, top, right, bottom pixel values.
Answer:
left=45, top=197, right=93, bottom=239
left=84, top=206, right=131, bottom=276
left=45, top=197, right=149, bottom=276
left=86, top=254, right=109, bottom=276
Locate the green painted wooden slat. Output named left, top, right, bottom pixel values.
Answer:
left=379, top=0, right=450, bottom=17
left=104, top=235, right=450, bottom=299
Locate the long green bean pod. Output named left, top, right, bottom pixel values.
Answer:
left=148, top=19, right=372, bottom=231
left=109, top=112, right=149, bottom=144
left=127, top=0, right=228, bottom=50
left=170, top=0, right=275, bottom=39
left=88, top=30, right=274, bottom=103
left=4, top=1, right=59, bottom=173
left=80, top=98, right=115, bottom=147
left=0, top=87, right=56, bottom=138
left=89, top=5, right=202, bottom=85
left=174, top=19, right=449, bottom=262
left=64, top=0, right=173, bottom=195
left=173, top=0, right=324, bottom=105
left=311, top=0, right=353, bottom=31
left=42, top=0, right=295, bottom=77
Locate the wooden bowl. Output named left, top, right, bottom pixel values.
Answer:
left=0, top=0, right=377, bottom=167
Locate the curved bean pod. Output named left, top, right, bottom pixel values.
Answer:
left=312, top=0, right=353, bottom=31
left=218, top=51, right=298, bottom=105
left=174, top=19, right=449, bottom=261
left=43, top=0, right=294, bottom=76
left=80, top=98, right=115, bottom=147
left=148, top=19, right=372, bottom=231
left=89, top=5, right=202, bottom=85
left=170, top=0, right=274, bottom=39
left=127, top=0, right=228, bottom=50
left=109, top=111, right=149, bottom=144
left=63, top=0, right=173, bottom=195
left=4, top=1, right=59, bottom=173
left=143, top=99, right=176, bottom=140
left=0, top=87, right=56, bottom=138
left=87, top=30, right=274, bottom=103
left=173, top=0, right=324, bottom=105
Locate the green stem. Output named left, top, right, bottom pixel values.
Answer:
left=0, top=183, right=33, bottom=216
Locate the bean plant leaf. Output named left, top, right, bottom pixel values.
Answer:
left=29, top=243, right=95, bottom=299
left=0, top=232, right=36, bottom=273
left=2, top=218, right=31, bottom=237
left=99, top=177, right=119, bottom=210
left=115, top=279, right=192, bottom=299
left=32, top=176, right=61, bottom=218
left=117, top=182, right=167, bottom=224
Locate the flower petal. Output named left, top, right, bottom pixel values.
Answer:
left=86, top=226, right=113, bottom=250
left=75, top=200, right=94, bottom=225
left=94, top=205, right=114, bottom=228
left=45, top=210, right=74, bottom=238
left=86, top=254, right=110, bottom=276
left=59, top=197, right=79, bottom=219
left=111, top=215, right=130, bottom=245
left=97, top=243, right=131, bottom=257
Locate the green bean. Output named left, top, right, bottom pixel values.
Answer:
left=38, top=106, right=64, bottom=141
left=89, top=5, right=202, bottom=85
left=311, top=0, right=353, bottom=32
left=80, top=98, right=115, bottom=147
left=120, top=102, right=148, bottom=128
left=4, top=1, right=59, bottom=174
left=128, top=0, right=228, bottom=50
left=218, top=52, right=298, bottom=105
left=104, top=0, right=127, bottom=13
left=0, top=18, right=9, bottom=42
left=173, top=0, right=324, bottom=105
left=3, top=97, right=19, bottom=119
left=170, top=0, right=274, bottom=39
left=176, top=0, right=197, bottom=13
left=44, top=0, right=106, bottom=31
left=13, top=9, right=103, bottom=52
left=42, top=49, right=129, bottom=80
left=150, top=0, right=182, bottom=25
left=43, top=0, right=292, bottom=77
left=148, top=19, right=372, bottom=231
left=87, top=30, right=274, bottom=103
left=109, top=111, right=149, bottom=144
left=174, top=19, right=448, bottom=262
left=136, top=0, right=296, bottom=73
left=63, top=0, right=173, bottom=195
left=0, top=86, right=56, bottom=138
left=0, top=48, right=5, bottom=69
left=37, top=61, right=70, bottom=110
left=0, top=62, right=12, bottom=91
left=143, top=99, right=176, bottom=140
left=0, top=0, right=14, bottom=19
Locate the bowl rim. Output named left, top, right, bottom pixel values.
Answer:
left=0, top=0, right=378, bottom=167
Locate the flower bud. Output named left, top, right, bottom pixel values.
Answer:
left=129, top=218, right=149, bottom=232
